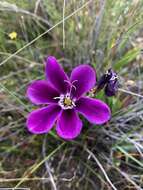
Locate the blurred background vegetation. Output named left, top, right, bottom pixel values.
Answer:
left=0, top=0, right=143, bottom=189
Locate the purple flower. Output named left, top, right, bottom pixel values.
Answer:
left=26, top=56, right=111, bottom=140
left=105, top=78, right=118, bottom=96
left=96, top=69, right=119, bottom=97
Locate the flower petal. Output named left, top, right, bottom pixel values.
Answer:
left=70, top=65, right=96, bottom=98
left=45, top=56, right=69, bottom=93
left=56, top=109, right=82, bottom=140
left=26, top=105, right=61, bottom=134
left=26, top=80, right=59, bottom=105
left=76, top=97, right=111, bottom=124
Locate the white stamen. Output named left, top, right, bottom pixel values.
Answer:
left=64, top=80, right=71, bottom=86
left=54, top=80, right=78, bottom=110
left=110, top=75, right=118, bottom=81
left=56, top=93, right=76, bottom=110
left=54, top=96, right=61, bottom=100
left=64, top=80, right=78, bottom=95
left=105, top=70, right=110, bottom=75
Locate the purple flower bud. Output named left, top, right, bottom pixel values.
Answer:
left=96, top=74, right=107, bottom=91
left=105, top=79, right=119, bottom=96
left=96, top=69, right=113, bottom=90
left=104, top=69, right=118, bottom=96
left=96, top=69, right=119, bottom=96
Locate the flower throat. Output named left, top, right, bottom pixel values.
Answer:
left=54, top=80, right=77, bottom=110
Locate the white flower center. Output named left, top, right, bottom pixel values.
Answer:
left=57, top=93, right=76, bottom=110
left=54, top=80, right=78, bottom=110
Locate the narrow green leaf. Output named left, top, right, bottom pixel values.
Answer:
left=114, top=48, right=140, bottom=70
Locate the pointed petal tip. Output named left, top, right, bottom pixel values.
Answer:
left=45, top=55, right=69, bottom=93
left=43, top=56, right=57, bottom=67
left=46, top=55, right=56, bottom=62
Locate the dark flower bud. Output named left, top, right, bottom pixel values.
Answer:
left=105, top=78, right=119, bottom=96
left=96, top=68, right=119, bottom=96
left=96, top=74, right=108, bottom=91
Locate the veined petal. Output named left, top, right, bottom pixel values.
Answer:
left=56, top=109, right=82, bottom=140
left=70, top=65, right=96, bottom=98
left=45, top=56, right=69, bottom=93
left=76, top=97, right=111, bottom=124
left=26, top=80, right=59, bottom=105
left=26, top=105, right=61, bottom=134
